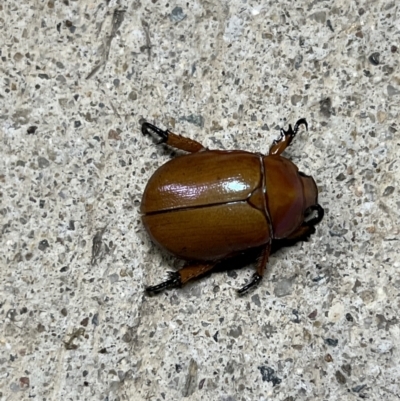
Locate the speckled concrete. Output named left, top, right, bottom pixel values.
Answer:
left=1, top=1, right=399, bottom=400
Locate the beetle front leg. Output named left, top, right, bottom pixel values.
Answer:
left=142, top=122, right=206, bottom=153
left=237, top=242, right=271, bottom=295
left=269, top=118, right=308, bottom=155
left=145, top=262, right=216, bottom=295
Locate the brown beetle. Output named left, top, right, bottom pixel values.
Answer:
left=141, top=119, right=324, bottom=294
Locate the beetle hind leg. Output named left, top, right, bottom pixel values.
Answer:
left=237, top=273, right=263, bottom=295
left=145, top=262, right=216, bottom=295
left=237, top=242, right=271, bottom=295
left=269, top=118, right=308, bottom=155
left=142, top=121, right=205, bottom=153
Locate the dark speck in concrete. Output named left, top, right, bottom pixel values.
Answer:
left=56, top=75, right=66, bottom=83
left=38, top=240, right=49, bottom=251
left=129, top=91, right=137, bottom=100
left=324, top=338, right=338, bottom=347
left=341, top=364, right=351, bottom=376
left=109, top=273, right=119, bottom=284
left=228, top=326, right=242, bottom=338
left=180, top=114, right=204, bottom=128
left=27, top=126, right=37, bottom=134
left=335, top=370, right=346, bottom=384
left=336, top=173, right=346, bottom=181
left=320, top=98, right=333, bottom=117
left=368, top=52, right=380, bottom=66
left=294, top=54, right=303, bottom=69
left=225, top=360, right=235, bottom=374
left=170, top=7, right=186, bottom=23
left=352, top=384, right=367, bottom=393
left=382, top=186, right=394, bottom=196
left=213, top=331, right=219, bottom=342
left=92, top=313, right=99, bottom=326
left=251, top=294, right=261, bottom=306
left=387, top=85, right=400, bottom=96
left=310, top=11, right=326, bottom=24
left=38, top=157, right=50, bottom=169
left=183, top=359, right=198, bottom=397
left=258, top=366, right=281, bottom=386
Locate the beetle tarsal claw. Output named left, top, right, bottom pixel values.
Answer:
left=141, top=122, right=169, bottom=144
left=293, top=118, right=308, bottom=134
left=237, top=273, right=262, bottom=295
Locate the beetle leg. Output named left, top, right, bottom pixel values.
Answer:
left=145, top=262, right=215, bottom=295
left=304, top=204, right=324, bottom=227
left=142, top=122, right=168, bottom=143
left=269, top=118, right=308, bottom=155
left=145, top=271, right=181, bottom=294
left=142, top=122, right=205, bottom=153
left=178, top=262, right=216, bottom=284
left=237, top=242, right=271, bottom=295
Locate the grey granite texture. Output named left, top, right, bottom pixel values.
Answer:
left=1, top=0, right=399, bottom=400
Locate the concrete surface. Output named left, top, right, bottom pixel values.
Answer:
left=1, top=0, right=399, bottom=400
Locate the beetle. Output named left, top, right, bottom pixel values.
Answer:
left=140, top=118, right=324, bottom=294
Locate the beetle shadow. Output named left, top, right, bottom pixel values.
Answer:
left=199, top=234, right=317, bottom=286
left=145, top=229, right=318, bottom=295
